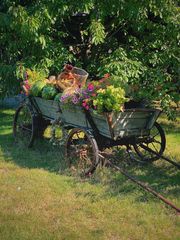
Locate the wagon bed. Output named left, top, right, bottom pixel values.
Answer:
left=33, top=96, right=161, bottom=140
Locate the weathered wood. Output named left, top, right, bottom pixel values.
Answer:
left=109, top=110, right=161, bottom=139
left=60, top=106, right=160, bottom=139
left=60, top=105, right=90, bottom=128
left=33, top=97, right=161, bottom=139
left=34, top=97, right=60, bottom=119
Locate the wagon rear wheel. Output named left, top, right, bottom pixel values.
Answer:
left=133, top=122, right=166, bottom=162
left=65, top=128, right=99, bottom=177
left=13, top=104, right=35, bottom=147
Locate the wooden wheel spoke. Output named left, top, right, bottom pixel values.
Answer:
left=134, top=122, right=166, bottom=162
left=151, top=132, right=159, bottom=138
left=153, top=139, right=161, bottom=144
left=18, top=124, right=32, bottom=132
left=65, top=128, right=99, bottom=176
left=151, top=142, right=159, bottom=153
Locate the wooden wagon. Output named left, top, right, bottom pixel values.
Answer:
left=13, top=96, right=166, bottom=176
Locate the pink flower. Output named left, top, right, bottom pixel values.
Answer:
left=24, top=81, right=30, bottom=90
left=87, top=83, right=94, bottom=92
left=82, top=100, right=90, bottom=110
left=82, top=101, right=87, bottom=107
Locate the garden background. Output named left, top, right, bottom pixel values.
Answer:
left=0, top=1, right=179, bottom=239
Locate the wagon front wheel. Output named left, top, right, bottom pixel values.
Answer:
left=13, top=104, right=35, bottom=147
left=133, top=122, right=166, bottom=162
left=65, top=128, right=99, bottom=177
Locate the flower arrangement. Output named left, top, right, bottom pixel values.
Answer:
left=60, top=75, right=128, bottom=113
left=19, top=64, right=129, bottom=113
left=60, top=83, right=96, bottom=110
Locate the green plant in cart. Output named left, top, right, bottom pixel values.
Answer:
left=93, top=86, right=128, bottom=113
left=26, top=69, right=47, bottom=85
left=30, top=80, right=47, bottom=97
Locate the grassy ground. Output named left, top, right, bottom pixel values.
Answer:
left=0, top=108, right=179, bottom=240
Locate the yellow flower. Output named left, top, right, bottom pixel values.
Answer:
left=97, top=88, right=105, bottom=94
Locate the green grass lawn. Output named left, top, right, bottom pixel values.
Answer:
left=0, top=108, right=179, bottom=240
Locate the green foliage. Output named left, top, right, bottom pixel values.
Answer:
left=30, top=80, right=46, bottom=97
left=26, top=69, right=47, bottom=85
left=0, top=64, right=18, bottom=97
left=0, top=0, right=179, bottom=118
left=93, top=86, right=127, bottom=112
left=90, top=20, right=106, bottom=45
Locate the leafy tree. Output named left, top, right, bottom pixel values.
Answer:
left=0, top=0, right=179, bottom=118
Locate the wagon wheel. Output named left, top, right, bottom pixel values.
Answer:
left=133, top=122, right=166, bottom=162
left=65, top=128, right=99, bottom=177
left=13, top=104, right=35, bottom=147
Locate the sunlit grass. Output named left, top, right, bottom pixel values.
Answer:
left=158, top=114, right=180, bottom=161
left=0, top=108, right=179, bottom=240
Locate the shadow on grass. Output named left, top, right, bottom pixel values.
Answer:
left=0, top=108, right=66, bottom=173
left=86, top=152, right=180, bottom=204
left=0, top=108, right=180, bottom=203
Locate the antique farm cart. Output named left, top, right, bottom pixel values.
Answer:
left=13, top=95, right=166, bottom=176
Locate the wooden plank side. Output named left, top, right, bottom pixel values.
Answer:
left=33, top=99, right=160, bottom=140
left=34, top=97, right=60, bottom=119
left=110, top=109, right=160, bottom=139
left=92, top=114, right=111, bottom=138
left=61, top=105, right=90, bottom=128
